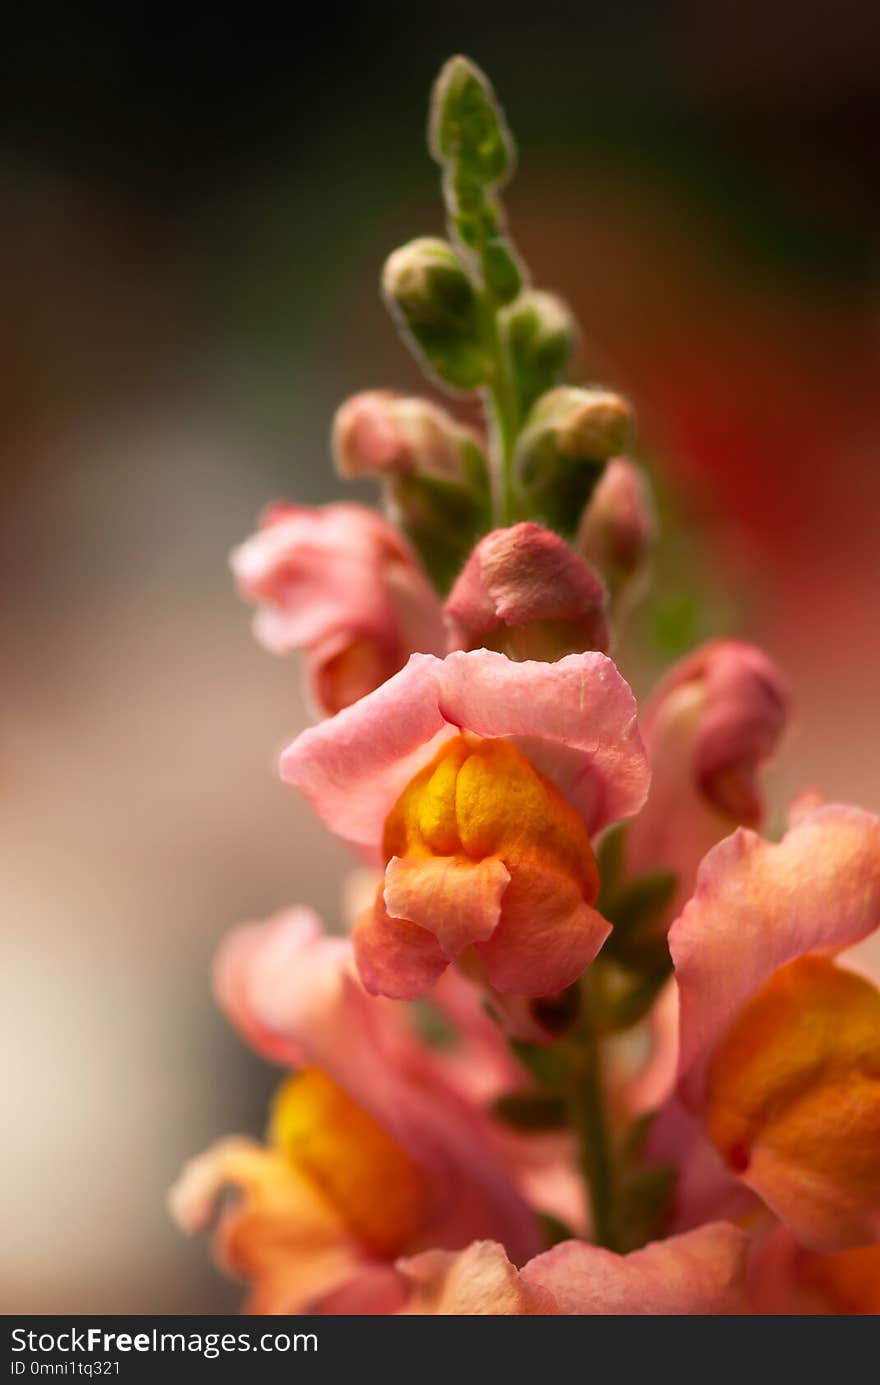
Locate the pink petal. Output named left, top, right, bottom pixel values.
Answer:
left=400, top=1242, right=558, bottom=1315
left=475, top=858, right=611, bottom=996
left=384, top=854, right=510, bottom=957
left=280, top=654, right=451, bottom=855
left=671, top=803, right=880, bottom=1107
left=437, top=649, right=649, bottom=834
left=522, top=1222, right=749, bottom=1314
left=353, top=893, right=450, bottom=999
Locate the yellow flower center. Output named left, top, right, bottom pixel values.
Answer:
left=268, top=1069, right=429, bottom=1258
left=383, top=733, right=598, bottom=892
left=707, top=956, right=880, bottom=1211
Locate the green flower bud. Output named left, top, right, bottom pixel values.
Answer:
left=501, top=290, right=577, bottom=413
left=428, top=57, right=522, bottom=305
left=382, top=237, right=486, bottom=391
left=429, top=55, right=514, bottom=191
left=513, top=385, right=635, bottom=538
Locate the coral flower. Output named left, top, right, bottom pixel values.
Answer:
left=400, top=1222, right=748, bottom=1315
left=280, top=650, right=649, bottom=1000
left=170, top=909, right=539, bottom=1313
left=231, top=502, right=444, bottom=714
left=670, top=803, right=880, bottom=1251
left=624, top=639, right=789, bottom=921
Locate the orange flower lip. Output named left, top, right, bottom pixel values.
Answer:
left=270, top=1070, right=430, bottom=1259
left=706, top=955, right=880, bottom=1245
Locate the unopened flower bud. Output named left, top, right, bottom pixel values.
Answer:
left=576, top=458, right=655, bottom=608
left=333, top=390, right=483, bottom=484
left=332, top=391, right=491, bottom=594
left=501, top=290, right=577, bottom=413
left=513, top=386, right=635, bottom=538
left=445, top=522, right=609, bottom=660
left=382, top=238, right=485, bottom=391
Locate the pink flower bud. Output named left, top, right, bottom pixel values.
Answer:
left=626, top=639, right=790, bottom=918
left=577, top=457, right=655, bottom=604
left=333, top=390, right=481, bottom=482
left=445, top=523, right=610, bottom=659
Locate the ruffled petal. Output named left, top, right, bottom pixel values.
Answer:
left=522, top=1222, right=749, bottom=1314
left=280, top=654, right=450, bottom=855
left=437, top=649, right=648, bottom=834
left=399, top=1242, right=558, bottom=1315
left=671, top=804, right=880, bottom=1106
left=475, top=856, right=610, bottom=996
left=353, top=893, right=450, bottom=999
left=384, top=854, right=510, bottom=957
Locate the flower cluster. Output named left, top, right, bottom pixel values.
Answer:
left=172, top=57, right=880, bottom=1316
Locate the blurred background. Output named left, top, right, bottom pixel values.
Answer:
left=2, top=2, right=878, bottom=1311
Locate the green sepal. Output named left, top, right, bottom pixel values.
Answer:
left=389, top=464, right=492, bottom=593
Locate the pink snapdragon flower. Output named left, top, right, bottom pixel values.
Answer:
left=280, top=650, right=649, bottom=1001
left=399, top=1222, right=748, bottom=1315
left=231, top=502, right=444, bottom=714
left=170, top=908, right=539, bottom=1314
left=445, top=522, right=610, bottom=659
left=625, top=639, right=789, bottom=920
left=669, top=803, right=880, bottom=1251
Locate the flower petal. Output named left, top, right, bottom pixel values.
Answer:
left=353, top=893, right=450, bottom=999
left=522, top=1222, right=749, bottom=1314
left=384, top=854, right=510, bottom=957
left=280, top=653, right=450, bottom=855
left=475, top=857, right=611, bottom=996
left=437, top=649, right=648, bottom=834
left=671, top=803, right=880, bottom=1107
left=400, top=1242, right=558, bottom=1315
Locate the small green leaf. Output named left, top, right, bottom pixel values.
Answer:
left=508, top=1038, right=571, bottom=1092
left=599, top=871, right=679, bottom=939
left=492, top=1090, right=568, bottom=1131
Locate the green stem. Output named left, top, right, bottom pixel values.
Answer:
left=567, top=1025, right=620, bottom=1252
left=482, top=300, right=520, bottom=525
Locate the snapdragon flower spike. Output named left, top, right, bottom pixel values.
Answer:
left=445, top=522, right=610, bottom=660
left=281, top=650, right=649, bottom=1001
left=670, top=803, right=880, bottom=1250
left=399, top=1222, right=748, bottom=1315
left=170, top=908, right=539, bottom=1314
left=624, top=639, right=789, bottom=922
left=332, top=390, right=491, bottom=593
left=230, top=502, right=444, bottom=715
